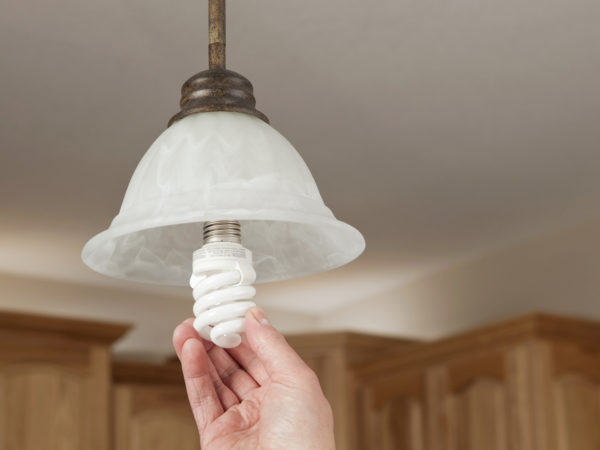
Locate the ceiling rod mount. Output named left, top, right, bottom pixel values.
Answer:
left=168, top=0, right=268, bottom=126
left=208, top=0, right=226, bottom=70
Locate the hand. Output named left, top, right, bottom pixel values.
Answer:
left=173, top=307, right=336, bottom=450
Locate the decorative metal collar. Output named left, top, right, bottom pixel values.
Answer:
left=168, top=0, right=269, bottom=126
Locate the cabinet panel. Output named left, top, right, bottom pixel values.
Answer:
left=426, top=350, right=510, bottom=450
left=0, top=364, right=85, bottom=450
left=380, top=398, right=424, bottom=450
left=361, top=396, right=425, bottom=450
left=130, top=411, right=199, bottom=450
left=114, top=384, right=200, bottom=450
left=359, top=370, right=425, bottom=450
left=446, top=379, right=508, bottom=450
left=554, top=375, right=600, bottom=450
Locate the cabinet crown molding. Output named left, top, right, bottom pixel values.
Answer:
left=0, top=309, right=131, bottom=344
left=355, top=312, right=600, bottom=380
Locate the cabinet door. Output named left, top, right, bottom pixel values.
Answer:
left=553, top=375, right=600, bottom=450
left=376, top=397, right=425, bottom=450
left=359, top=372, right=425, bottom=450
left=114, top=384, right=200, bottom=450
left=445, top=378, right=508, bottom=450
left=427, top=351, right=511, bottom=450
left=0, top=364, right=86, bottom=450
left=551, top=342, right=600, bottom=450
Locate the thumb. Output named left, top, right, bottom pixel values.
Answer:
left=245, top=307, right=315, bottom=384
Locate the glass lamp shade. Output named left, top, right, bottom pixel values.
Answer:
left=82, top=111, right=365, bottom=286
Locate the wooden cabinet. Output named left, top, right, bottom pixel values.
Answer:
left=286, top=332, right=414, bottom=450
left=111, top=332, right=410, bottom=450
left=1, top=310, right=599, bottom=450
left=355, top=313, right=600, bottom=450
left=0, top=310, right=128, bottom=450
left=112, top=360, right=200, bottom=450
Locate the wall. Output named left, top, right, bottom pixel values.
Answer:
left=4, top=216, right=600, bottom=353
left=0, top=273, right=318, bottom=358
left=318, top=217, right=600, bottom=339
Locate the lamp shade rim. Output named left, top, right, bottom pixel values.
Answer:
left=82, top=210, right=365, bottom=286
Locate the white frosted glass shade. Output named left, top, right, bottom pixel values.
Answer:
left=82, top=112, right=365, bottom=285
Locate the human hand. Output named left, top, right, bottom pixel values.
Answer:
left=173, top=307, right=336, bottom=450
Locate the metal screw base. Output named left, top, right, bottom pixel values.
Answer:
left=203, top=220, right=242, bottom=244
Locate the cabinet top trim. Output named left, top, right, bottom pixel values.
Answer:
left=355, top=312, right=600, bottom=379
left=0, top=309, right=131, bottom=344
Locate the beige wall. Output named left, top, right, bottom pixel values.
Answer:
left=318, top=217, right=600, bottom=339
left=0, top=273, right=317, bottom=358
left=4, top=216, right=600, bottom=353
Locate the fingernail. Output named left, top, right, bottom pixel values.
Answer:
left=181, top=338, right=195, bottom=358
left=249, top=307, right=270, bottom=326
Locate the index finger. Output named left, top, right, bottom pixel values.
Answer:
left=180, top=337, right=224, bottom=432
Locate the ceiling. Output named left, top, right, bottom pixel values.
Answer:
left=2, top=0, right=600, bottom=316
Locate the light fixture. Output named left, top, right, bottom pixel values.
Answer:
left=82, top=0, right=364, bottom=348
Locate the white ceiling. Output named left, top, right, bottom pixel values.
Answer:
left=2, top=0, right=600, bottom=316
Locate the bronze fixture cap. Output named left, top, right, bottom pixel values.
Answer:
left=168, top=68, right=269, bottom=126
left=168, top=0, right=269, bottom=126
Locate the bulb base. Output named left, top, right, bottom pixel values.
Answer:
left=203, top=220, right=242, bottom=244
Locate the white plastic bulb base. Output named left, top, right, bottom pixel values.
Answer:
left=190, top=241, right=256, bottom=348
left=82, top=111, right=365, bottom=286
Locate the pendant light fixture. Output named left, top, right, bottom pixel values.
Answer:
left=82, top=0, right=364, bottom=348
